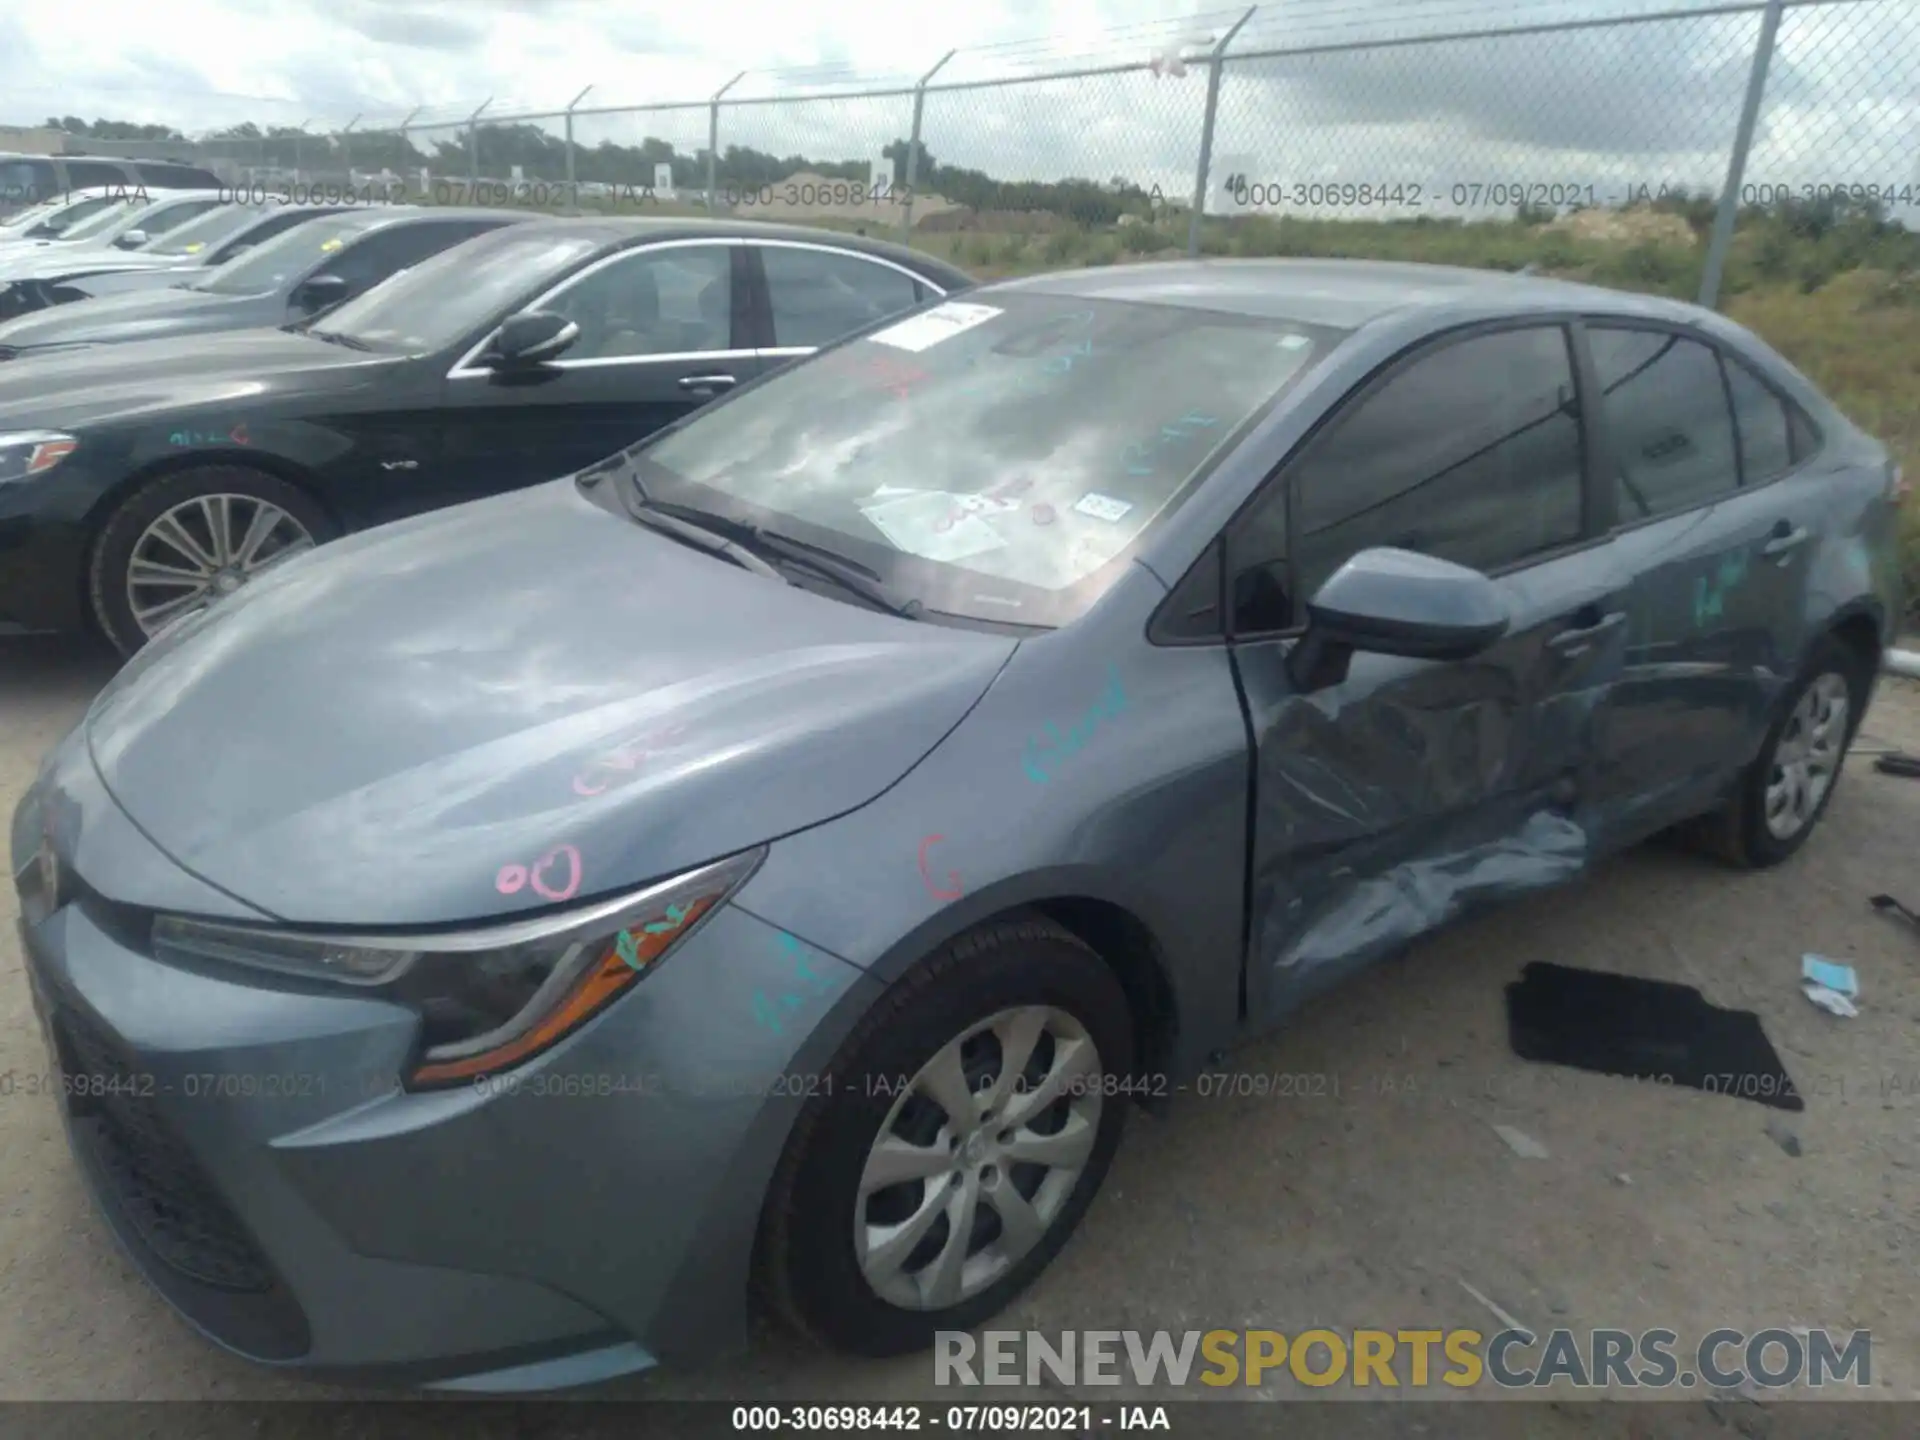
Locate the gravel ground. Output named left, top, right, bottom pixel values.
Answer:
left=2, top=633, right=1916, bottom=1437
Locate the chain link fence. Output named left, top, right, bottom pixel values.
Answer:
left=141, top=0, right=1915, bottom=309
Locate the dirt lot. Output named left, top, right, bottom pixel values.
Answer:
left=1, top=632, right=1917, bottom=1433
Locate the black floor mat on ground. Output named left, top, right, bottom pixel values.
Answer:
left=1505, top=962, right=1803, bottom=1111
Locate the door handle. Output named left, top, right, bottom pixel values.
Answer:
left=1547, top=610, right=1626, bottom=655
left=1761, top=521, right=1810, bottom=560
left=678, top=374, right=737, bottom=394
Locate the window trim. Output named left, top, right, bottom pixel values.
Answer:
left=1160, top=315, right=1608, bottom=649
left=1579, top=315, right=1820, bottom=540
left=745, top=237, right=948, bottom=355
left=446, top=236, right=753, bottom=379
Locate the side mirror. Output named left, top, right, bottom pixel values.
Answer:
left=1288, top=547, right=1510, bottom=691
left=115, top=229, right=150, bottom=250
left=291, top=272, right=351, bottom=312
left=489, top=310, right=580, bottom=368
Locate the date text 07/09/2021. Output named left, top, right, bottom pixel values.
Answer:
left=731, top=1404, right=1171, bottom=1432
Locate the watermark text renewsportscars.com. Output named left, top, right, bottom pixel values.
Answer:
left=936, top=1327, right=1872, bottom=1391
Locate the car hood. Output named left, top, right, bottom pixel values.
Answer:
left=84, top=478, right=1017, bottom=928
left=0, top=247, right=180, bottom=282
left=0, top=284, right=278, bottom=353
left=0, top=326, right=389, bottom=429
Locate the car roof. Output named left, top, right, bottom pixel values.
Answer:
left=491, top=214, right=967, bottom=276
left=987, top=257, right=1697, bottom=330
left=326, top=205, right=529, bottom=233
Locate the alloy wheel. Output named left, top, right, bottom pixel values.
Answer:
left=125, top=493, right=315, bottom=637
left=1763, top=671, right=1849, bottom=840
left=854, top=1005, right=1103, bottom=1311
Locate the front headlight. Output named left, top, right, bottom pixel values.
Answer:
left=151, top=846, right=765, bottom=1089
left=0, top=429, right=77, bottom=485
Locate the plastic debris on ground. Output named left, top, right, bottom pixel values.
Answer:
left=1801, top=954, right=1860, bottom=1018
left=1490, top=1123, right=1550, bottom=1159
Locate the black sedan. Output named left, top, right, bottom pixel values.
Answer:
left=0, top=217, right=971, bottom=653
left=0, top=206, right=528, bottom=359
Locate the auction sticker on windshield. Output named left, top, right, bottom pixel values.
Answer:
left=869, top=301, right=1002, bottom=353
left=859, top=491, right=1008, bottom=562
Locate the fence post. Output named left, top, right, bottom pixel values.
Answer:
left=708, top=72, right=746, bottom=211
left=564, top=85, right=593, bottom=202
left=1188, top=7, right=1256, bottom=258
left=395, top=107, right=420, bottom=193
left=294, top=118, right=312, bottom=182
left=1699, top=0, right=1785, bottom=310
left=341, top=115, right=360, bottom=182
left=466, top=99, right=493, bottom=185
left=899, top=50, right=955, bottom=244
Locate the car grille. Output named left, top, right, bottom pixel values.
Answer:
left=53, top=1005, right=276, bottom=1293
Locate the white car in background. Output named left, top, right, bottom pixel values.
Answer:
left=0, top=202, right=354, bottom=317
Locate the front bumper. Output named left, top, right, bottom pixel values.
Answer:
left=10, top=771, right=883, bottom=1389
left=0, top=461, right=100, bottom=634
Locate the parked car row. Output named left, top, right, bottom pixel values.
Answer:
left=0, top=211, right=971, bottom=651
left=4, top=228, right=1904, bottom=1393
left=0, top=151, right=222, bottom=220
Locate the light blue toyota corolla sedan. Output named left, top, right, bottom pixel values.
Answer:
left=10, top=259, right=1902, bottom=1390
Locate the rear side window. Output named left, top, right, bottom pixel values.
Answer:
left=1723, top=355, right=1794, bottom=484
left=761, top=246, right=923, bottom=348
left=1264, top=324, right=1585, bottom=618
left=1589, top=326, right=1738, bottom=522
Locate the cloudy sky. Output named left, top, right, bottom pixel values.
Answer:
left=4, top=0, right=1915, bottom=212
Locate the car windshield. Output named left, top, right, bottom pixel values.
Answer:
left=48, top=198, right=145, bottom=242
left=631, top=293, right=1338, bottom=627
left=146, top=203, right=266, bottom=256
left=308, top=228, right=603, bottom=354
left=191, top=214, right=374, bottom=295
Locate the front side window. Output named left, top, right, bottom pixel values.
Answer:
left=762, top=245, right=922, bottom=348
left=1589, top=326, right=1738, bottom=522
left=543, top=246, right=735, bottom=359
left=632, top=295, right=1335, bottom=627
left=309, top=226, right=601, bottom=353
left=1235, top=325, right=1585, bottom=630
left=51, top=199, right=144, bottom=242
left=128, top=197, right=223, bottom=242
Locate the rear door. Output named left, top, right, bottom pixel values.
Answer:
left=744, top=240, right=946, bottom=375
left=1230, top=321, right=1632, bottom=1027
left=1580, top=322, right=1823, bottom=843
left=435, top=238, right=763, bottom=497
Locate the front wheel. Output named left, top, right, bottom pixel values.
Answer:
left=759, top=918, right=1134, bottom=1356
left=89, top=466, right=336, bottom=657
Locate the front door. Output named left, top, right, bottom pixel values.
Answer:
left=435, top=241, right=763, bottom=504
left=1226, top=322, right=1631, bottom=1027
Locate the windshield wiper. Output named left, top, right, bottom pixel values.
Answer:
left=638, top=495, right=922, bottom=620
left=301, top=328, right=371, bottom=350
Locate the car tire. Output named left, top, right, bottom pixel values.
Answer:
left=89, top=465, right=336, bottom=658
left=1693, top=634, right=1867, bottom=868
left=759, top=917, right=1134, bottom=1357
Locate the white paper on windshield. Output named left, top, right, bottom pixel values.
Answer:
left=1073, top=492, right=1134, bottom=523
left=869, top=301, right=1002, bottom=353
left=859, top=491, right=1008, bottom=562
